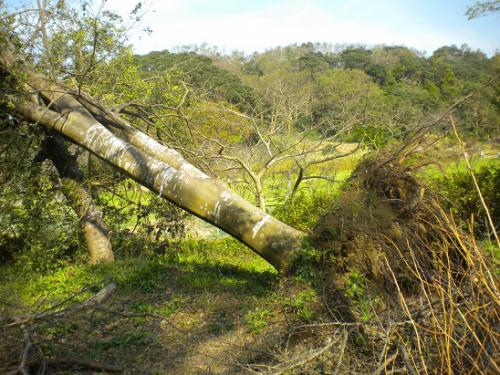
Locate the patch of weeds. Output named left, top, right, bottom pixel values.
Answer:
left=130, top=301, right=154, bottom=313
left=245, top=308, right=271, bottom=334
left=272, top=187, right=341, bottom=232
left=174, top=237, right=275, bottom=273
left=20, top=265, right=107, bottom=308
left=346, top=270, right=373, bottom=322
left=176, top=262, right=275, bottom=296
left=353, top=331, right=369, bottom=348
left=480, top=240, right=500, bottom=264
left=179, top=271, right=217, bottom=290
left=479, top=240, right=499, bottom=278
left=293, top=240, right=321, bottom=283
left=38, top=321, right=79, bottom=338
left=11, top=259, right=171, bottom=308
left=428, top=163, right=499, bottom=239
left=119, top=262, right=169, bottom=293
left=287, top=290, right=318, bottom=322
left=155, top=297, right=186, bottom=316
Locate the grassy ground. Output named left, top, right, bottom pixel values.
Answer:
left=418, top=156, right=499, bottom=179
left=0, top=238, right=323, bottom=374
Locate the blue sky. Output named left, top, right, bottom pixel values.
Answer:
left=7, top=0, right=500, bottom=56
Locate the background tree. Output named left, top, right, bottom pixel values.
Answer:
left=466, top=0, right=500, bottom=18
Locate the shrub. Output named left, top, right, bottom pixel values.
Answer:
left=272, top=187, right=340, bottom=232
left=432, top=163, right=499, bottom=238
left=286, top=290, right=318, bottom=322
left=245, top=308, right=271, bottom=334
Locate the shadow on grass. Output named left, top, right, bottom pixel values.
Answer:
left=0, top=241, right=279, bottom=374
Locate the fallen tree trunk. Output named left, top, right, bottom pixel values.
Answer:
left=39, top=134, right=115, bottom=264
left=1, top=49, right=304, bottom=271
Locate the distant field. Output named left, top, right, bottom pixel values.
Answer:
left=419, top=156, right=499, bottom=179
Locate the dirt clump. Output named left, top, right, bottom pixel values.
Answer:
left=314, top=156, right=454, bottom=291
left=310, top=154, right=499, bottom=373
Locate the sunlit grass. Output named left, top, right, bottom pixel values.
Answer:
left=419, top=156, right=498, bottom=179
left=0, top=238, right=276, bottom=311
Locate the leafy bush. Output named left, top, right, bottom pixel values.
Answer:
left=286, top=290, right=318, bottom=322
left=432, top=163, right=499, bottom=238
left=0, top=171, right=86, bottom=273
left=272, top=187, right=340, bottom=232
left=245, top=308, right=270, bottom=333
left=293, top=243, right=321, bottom=282
left=346, top=270, right=373, bottom=322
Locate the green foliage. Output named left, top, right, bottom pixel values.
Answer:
left=346, top=270, right=373, bottom=322
left=298, top=51, right=333, bottom=73
left=313, top=68, right=413, bottom=145
left=245, top=307, right=271, bottom=333
left=440, top=65, right=460, bottom=100
left=272, top=186, right=341, bottom=232
left=242, top=60, right=264, bottom=76
left=293, top=242, right=321, bottom=282
left=345, top=125, right=394, bottom=149
left=339, top=47, right=371, bottom=70
left=94, top=180, right=187, bottom=259
left=431, top=163, right=500, bottom=238
left=431, top=45, right=492, bottom=83
left=479, top=240, right=500, bottom=261
left=3, top=0, right=129, bottom=86
left=0, top=128, right=87, bottom=272
left=466, top=0, right=500, bottom=19
left=287, top=290, right=318, bottom=322
left=134, top=50, right=256, bottom=112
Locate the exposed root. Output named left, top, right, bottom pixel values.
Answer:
left=309, top=154, right=500, bottom=374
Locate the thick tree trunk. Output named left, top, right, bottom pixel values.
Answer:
left=10, top=100, right=304, bottom=271
left=1, top=48, right=304, bottom=272
left=40, top=135, right=114, bottom=264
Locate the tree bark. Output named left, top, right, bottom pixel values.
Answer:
left=39, top=134, right=114, bottom=264
left=1, top=48, right=305, bottom=272
left=9, top=99, right=304, bottom=271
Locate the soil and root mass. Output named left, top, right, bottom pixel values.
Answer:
left=308, top=154, right=499, bottom=374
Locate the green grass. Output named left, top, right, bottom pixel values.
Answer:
left=0, top=236, right=321, bottom=372
left=259, top=151, right=363, bottom=210
left=244, top=307, right=271, bottom=334
left=0, top=238, right=276, bottom=309
left=418, top=157, right=499, bottom=179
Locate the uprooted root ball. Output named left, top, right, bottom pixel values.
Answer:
left=310, top=155, right=499, bottom=374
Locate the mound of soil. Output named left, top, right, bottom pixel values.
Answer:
left=312, top=159, right=432, bottom=291
left=311, top=155, right=500, bottom=373
left=309, top=154, right=499, bottom=372
left=312, top=155, right=472, bottom=294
